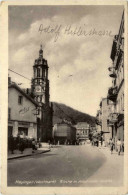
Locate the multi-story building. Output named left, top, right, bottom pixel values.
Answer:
left=53, top=123, right=76, bottom=145
left=8, top=80, right=38, bottom=139
left=107, top=11, right=124, bottom=145
left=99, top=98, right=113, bottom=142
left=75, top=122, right=90, bottom=143
left=31, top=45, right=53, bottom=142
left=96, top=109, right=102, bottom=132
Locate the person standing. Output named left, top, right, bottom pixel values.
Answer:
left=19, top=138, right=25, bottom=154
left=117, top=139, right=121, bottom=155
left=9, top=135, right=14, bottom=154
left=32, top=138, right=36, bottom=153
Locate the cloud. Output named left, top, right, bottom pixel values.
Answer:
left=9, top=6, right=123, bottom=115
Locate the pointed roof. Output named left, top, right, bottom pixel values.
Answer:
left=9, top=83, right=39, bottom=107
left=39, top=44, right=43, bottom=57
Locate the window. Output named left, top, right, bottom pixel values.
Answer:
left=120, top=97, right=122, bottom=111
left=18, top=127, right=28, bottom=136
left=42, top=69, right=45, bottom=77
left=122, top=94, right=124, bottom=111
left=123, top=94, right=124, bottom=111
left=18, top=96, right=23, bottom=105
left=8, top=126, right=13, bottom=137
left=116, top=100, right=119, bottom=113
left=37, top=79, right=40, bottom=84
left=37, top=68, right=40, bottom=77
left=120, top=98, right=121, bottom=112
left=8, top=108, right=11, bottom=119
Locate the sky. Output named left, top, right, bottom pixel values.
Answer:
left=8, top=5, right=124, bottom=116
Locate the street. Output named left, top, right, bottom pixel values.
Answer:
left=8, top=145, right=124, bottom=187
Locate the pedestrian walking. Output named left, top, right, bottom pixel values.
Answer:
left=117, top=139, right=121, bottom=155
left=109, top=139, right=114, bottom=154
left=122, top=141, right=124, bottom=152
left=102, top=139, right=105, bottom=147
left=97, top=139, right=99, bottom=147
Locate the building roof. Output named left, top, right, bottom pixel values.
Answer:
left=9, top=83, right=39, bottom=107
left=75, top=122, right=89, bottom=129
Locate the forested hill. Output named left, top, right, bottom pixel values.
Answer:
left=52, top=102, right=96, bottom=126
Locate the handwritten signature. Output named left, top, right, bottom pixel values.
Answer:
left=38, top=24, right=113, bottom=42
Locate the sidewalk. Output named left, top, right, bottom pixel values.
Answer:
left=84, top=145, right=124, bottom=186
left=98, top=145, right=124, bottom=157
left=8, top=148, right=50, bottom=160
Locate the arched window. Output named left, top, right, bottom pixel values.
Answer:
left=42, top=69, right=45, bottom=77
left=37, top=68, right=40, bottom=77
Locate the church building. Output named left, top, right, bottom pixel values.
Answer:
left=31, top=45, right=53, bottom=142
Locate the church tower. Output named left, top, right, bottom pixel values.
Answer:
left=32, top=45, right=49, bottom=105
left=31, top=45, right=53, bottom=142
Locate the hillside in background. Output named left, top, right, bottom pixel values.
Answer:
left=52, top=102, right=96, bottom=126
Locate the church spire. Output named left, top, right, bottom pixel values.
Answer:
left=39, top=44, right=43, bottom=58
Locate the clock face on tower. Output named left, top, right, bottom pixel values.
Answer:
left=34, top=85, right=42, bottom=94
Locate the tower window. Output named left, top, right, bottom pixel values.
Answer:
left=18, top=96, right=23, bottom=105
left=37, top=68, right=40, bottom=77
left=42, top=69, right=45, bottom=77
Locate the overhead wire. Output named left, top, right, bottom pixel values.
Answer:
left=8, top=69, right=31, bottom=81
left=8, top=69, right=75, bottom=123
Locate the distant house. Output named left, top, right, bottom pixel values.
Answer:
left=96, top=110, right=102, bottom=132
left=8, top=83, right=39, bottom=139
left=53, top=123, right=76, bottom=145
left=75, top=122, right=90, bottom=142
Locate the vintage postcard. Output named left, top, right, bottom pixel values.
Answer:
left=0, top=0, right=128, bottom=195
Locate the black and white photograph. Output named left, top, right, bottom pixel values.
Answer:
left=0, top=1, right=128, bottom=195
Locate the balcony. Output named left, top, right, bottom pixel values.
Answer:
left=107, top=87, right=118, bottom=102
left=107, top=113, right=118, bottom=126
left=120, top=36, right=124, bottom=52
left=109, top=113, right=118, bottom=122
left=108, top=67, right=116, bottom=78
left=120, top=44, right=124, bottom=52
left=115, top=49, right=123, bottom=70
left=117, top=113, right=124, bottom=127
left=110, top=35, right=118, bottom=61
